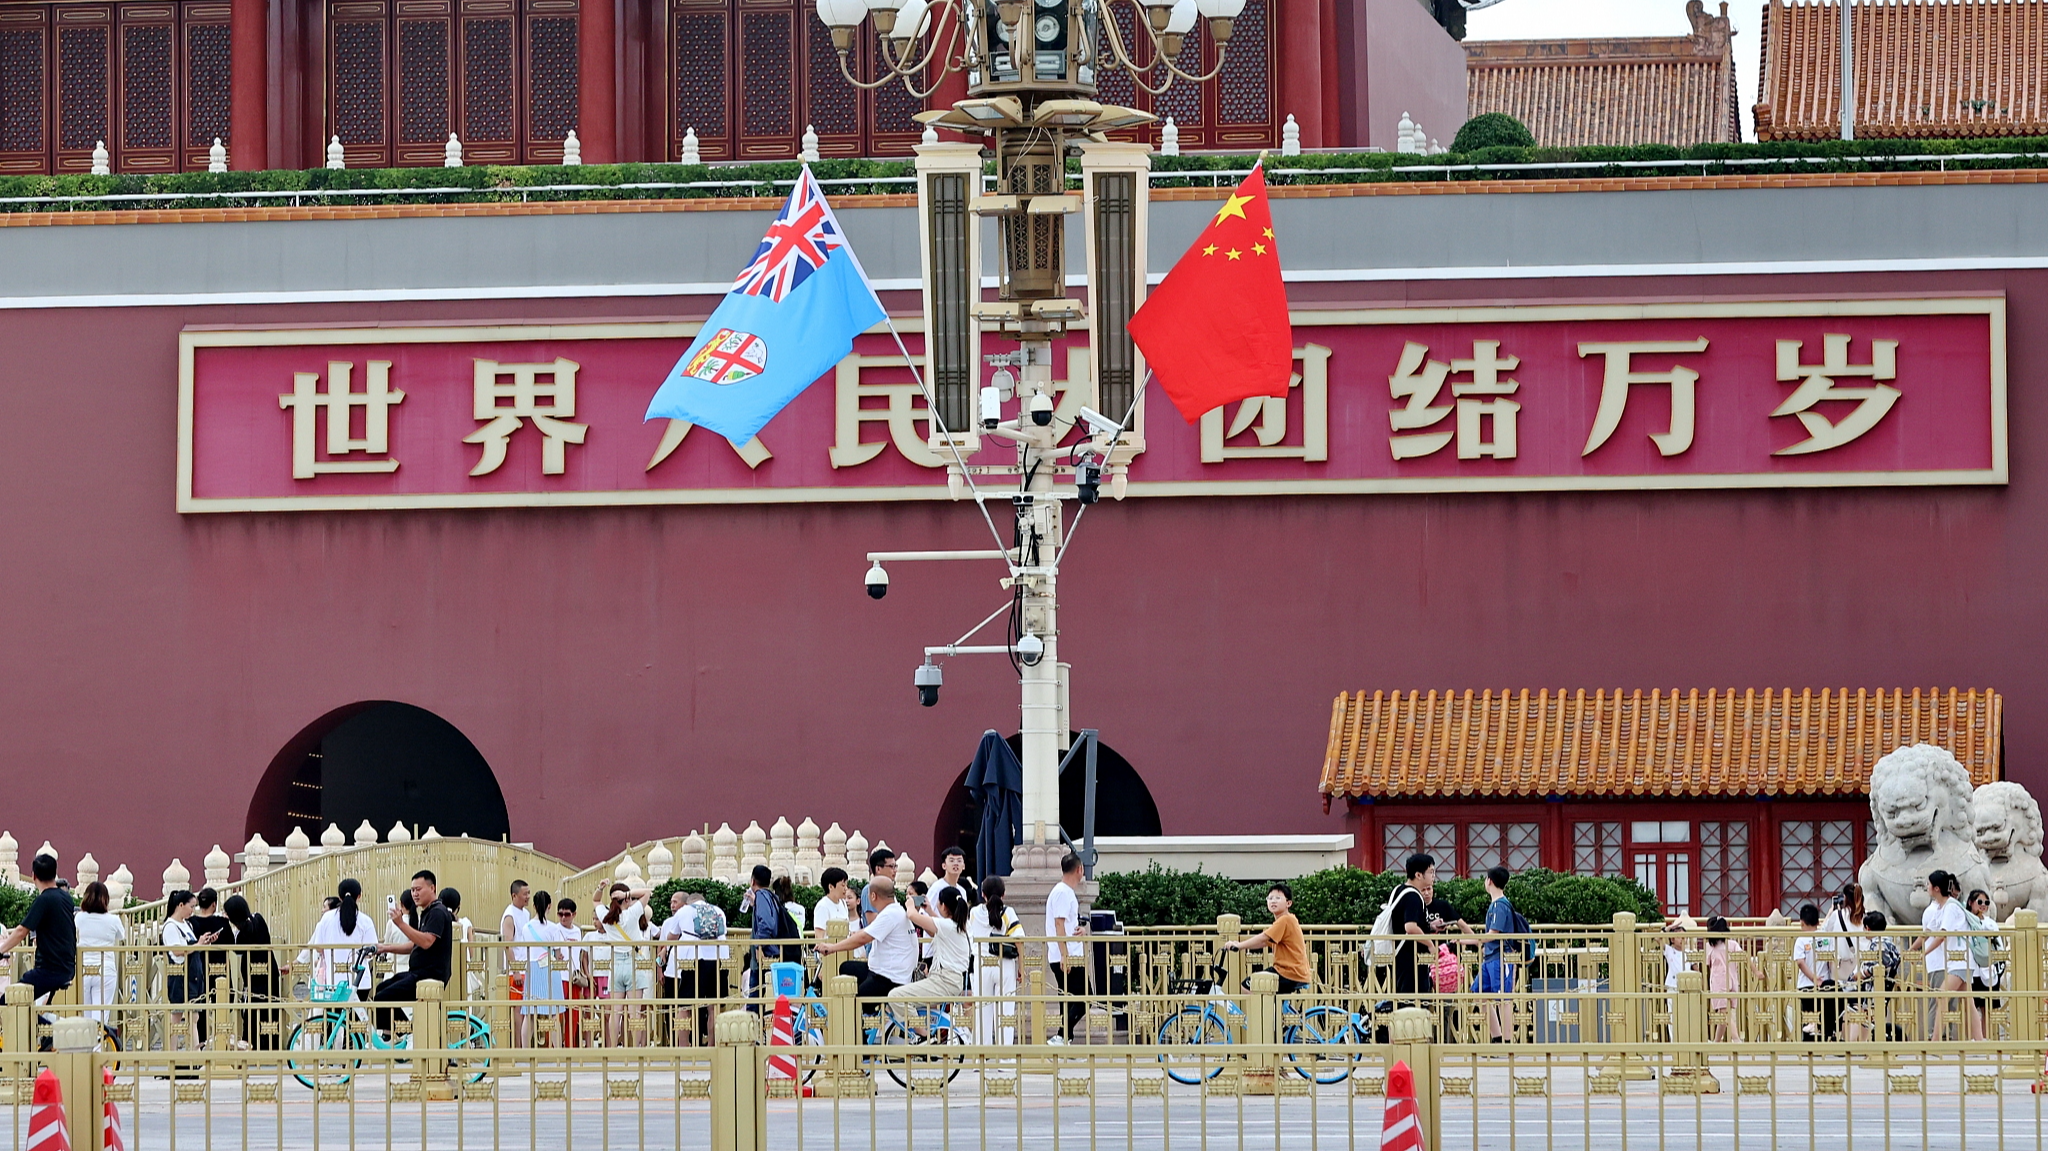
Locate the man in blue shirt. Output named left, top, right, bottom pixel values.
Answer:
left=742, top=865, right=782, bottom=1000
left=1479, top=866, right=1520, bottom=1042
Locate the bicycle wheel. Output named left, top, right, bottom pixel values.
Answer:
left=788, top=1015, right=828, bottom=1085
left=445, top=1011, right=493, bottom=1085
left=879, top=1015, right=969, bottom=1088
left=286, top=1012, right=360, bottom=1089
left=1156, top=1008, right=1230, bottom=1084
left=1282, top=1006, right=1356, bottom=1084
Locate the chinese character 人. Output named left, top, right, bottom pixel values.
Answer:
left=465, top=359, right=589, bottom=477
left=278, top=360, right=405, bottom=479
left=1387, top=340, right=1521, bottom=460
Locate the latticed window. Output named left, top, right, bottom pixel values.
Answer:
left=1382, top=823, right=1456, bottom=873
left=1573, top=822, right=1622, bottom=877
left=1467, top=822, right=1541, bottom=874
left=1697, top=820, right=1750, bottom=919
left=1780, top=820, right=1858, bottom=914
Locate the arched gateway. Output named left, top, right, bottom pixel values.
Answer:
left=245, top=701, right=511, bottom=846
left=932, top=734, right=1161, bottom=867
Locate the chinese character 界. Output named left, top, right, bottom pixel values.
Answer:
left=465, top=359, right=589, bottom=477
left=1577, top=339, right=1710, bottom=457
left=277, top=360, right=405, bottom=479
left=1386, top=340, right=1520, bottom=460
left=1200, top=345, right=1331, bottom=462
left=1772, top=334, right=1900, bottom=455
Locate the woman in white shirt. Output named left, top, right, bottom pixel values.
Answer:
left=517, top=891, right=562, bottom=1047
left=601, top=883, right=654, bottom=1046
left=285, top=879, right=381, bottom=997
left=1915, top=870, right=1971, bottom=1039
left=73, top=882, right=125, bottom=1024
left=968, top=877, right=1023, bottom=1044
left=888, top=887, right=974, bottom=1021
left=159, top=890, right=203, bottom=1052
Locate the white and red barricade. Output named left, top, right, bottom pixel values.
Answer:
left=27, top=1068, right=69, bottom=1151
left=101, top=1064, right=124, bottom=1151
left=1380, top=1058, right=1423, bottom=1151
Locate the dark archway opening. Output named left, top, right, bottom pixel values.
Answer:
left=246, top=701, right=511, bottom=845
left=932, top=734, right=1161, bottom=871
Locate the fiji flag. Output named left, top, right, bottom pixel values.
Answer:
left=644, top=166, right=886, bottom=444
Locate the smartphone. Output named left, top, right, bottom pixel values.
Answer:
left=387, top=895, right=398, bottom=912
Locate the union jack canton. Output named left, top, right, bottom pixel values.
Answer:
left=731, top=170, right=845, bottom=302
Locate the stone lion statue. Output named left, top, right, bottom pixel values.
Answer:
left=1972, top=781, right=2048, bottom=920
left=1858, top=743, right=1991, bottom=926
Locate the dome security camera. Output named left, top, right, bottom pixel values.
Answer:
left=865, top=562, right=890, bottom=600
left=915, top=659, right=943, bottom=706
left=1028, top=392, right=1054, bottom=427
left=1016, top=633, right=1045, bottom=665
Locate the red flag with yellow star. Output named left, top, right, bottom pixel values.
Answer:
left=1126, top=163, right=1292, bottom=423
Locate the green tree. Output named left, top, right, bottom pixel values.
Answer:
left=1452, top=112, right=1536, bottom=152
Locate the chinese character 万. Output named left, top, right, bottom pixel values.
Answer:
left=277, top=360, right=405, bottom=479
left=1772, top=334, right=1900, bottom=455
left=1200, top=344, right=1331, bottom=462
left=1386, top=340, right=1520, bottom=460
left=465, top=359, right=589, bottom=477
left=1577, top=338, right=1710, bottom=457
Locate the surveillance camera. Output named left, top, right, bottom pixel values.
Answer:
left=1028, top=392, right=1054, bottom=427
left=914, top=659, right=943, bottom=707
left=865, top=562, right=890, bottom=600
left=979, top=385, right=1002, bottom=430
left=990, top=367, right=1018, bottom=401
left=1075, top=461, right=1102, bottom=505
left=1077, top=406, right=1122, bottom=439
left=1015, top=633, right=1045, bottom=665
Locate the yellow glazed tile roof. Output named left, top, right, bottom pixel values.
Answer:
left=1464, top=1, right=1740, bottom=147
left=1757, top=0, right=2048, bottom=140
left=1319, top=688, right=2001, bottom=801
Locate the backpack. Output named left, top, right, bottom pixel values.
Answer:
left=1961, top=909, right=1993, bottom=970
left=690, top=901, right=727, bottom=942
left=1499, top=900, right=1532, bottom=957
left=777, top=900, right=801, bottom=941
left=1371, top=886, right=1414, bottom=958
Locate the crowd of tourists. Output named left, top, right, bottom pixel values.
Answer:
left=0, top=845, right=2016, bottom=1054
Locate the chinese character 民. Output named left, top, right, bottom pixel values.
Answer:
left=1772, top=334, right=1900, bottom=455
left=465, top=359, right=589, bottom=477
left=1386, top=340, right=1521, bottom=460
left=277, top=360, right=405, bottom=479
left=1201, top=345, right=1331, bottom=462
left=1577, top=338, right=1710, bottom=457
left=828, top=349, right=1091, bottom=470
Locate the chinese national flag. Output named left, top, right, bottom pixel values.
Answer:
left=1127, top=163, right=1293, bottom=422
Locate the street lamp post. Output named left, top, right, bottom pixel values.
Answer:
left=830, top=0, right=1238, bottom=866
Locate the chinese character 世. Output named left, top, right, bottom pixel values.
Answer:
left=1386, top=340, right=1521, bottom=460
left=465, top=359, right=589, bottom=477
left=1577, top=339, right=1710, bottom=457
left=277, top=360, right=405, bottom=479
left=1772, top=334, right=1901, bottom=455
left=1200, top=345, right=1331, bottom=462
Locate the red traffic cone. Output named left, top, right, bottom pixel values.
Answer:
left=1379, top=1059, right=1423, bottom=1152
left=767, top=994, right=797, bottom=1082
left=27, top=1068, right=70, bottom=1151
left=101, top=1065, right=124, bottom=1151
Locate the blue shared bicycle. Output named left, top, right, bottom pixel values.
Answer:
left=285, top=946, right=493, bottom=1089
left=1156, top=965, right=1373, bottom=1085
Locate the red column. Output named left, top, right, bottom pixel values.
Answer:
left=229, top=0, right=269, bottom=169
left=1277, top=0, right=1324, bottom=148
left=930, top=5, right=969, bottom=126
left=579, top=0, right=618, bottom=163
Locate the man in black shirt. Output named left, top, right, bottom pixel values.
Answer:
left=1389, top=853, right=1440, bottom=999
left=372, top=870, right=455, bottom=1032
left=0, top=854, right=74, bottom=1000
left=187, top=888, right=233, bottom=1042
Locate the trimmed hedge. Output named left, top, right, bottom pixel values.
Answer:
left=0, top=885, right=33, bottom=928
left=3, top=135, right=2048, bottom=212
left=1098, top=864, right=1662, bottom=929
left=1452, top=112, right=1535, bottom=152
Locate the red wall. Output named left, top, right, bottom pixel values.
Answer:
left=0, top=268, right=2040, bottom=878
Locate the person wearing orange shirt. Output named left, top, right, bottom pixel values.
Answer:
left=1225, top=883, right=1315, bottom=997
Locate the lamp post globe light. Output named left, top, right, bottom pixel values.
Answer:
left=834, top=0, right=1241, bottom=847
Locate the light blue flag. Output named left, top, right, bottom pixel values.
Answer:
left=644, top=167, right=886, bottom=445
